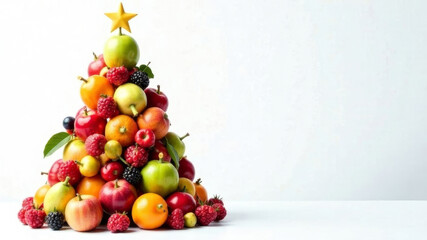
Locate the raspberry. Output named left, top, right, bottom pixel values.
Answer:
left=107, top=66, right=129, bottom=86
left=125, top=145, right=148, bottom=168
left=208, top=195, right=224, bottom=206
left=166, top=208, right=184, bottom=230
left=107, top=213, right=130, bottom=233
left=195, top=205, right=217, bottom=226
left=25, top=208, right=46, bottom=228
left=212, top=203, right=226, bottom=221
left=97, top=96, right=119, bottom=119
left=128, top=71, right=149, bottom=90
left=18, top=207, right=31, bottom=225
left=46, top=211, right=65, bottom=230
left=22, top=197, right=34, bottom=208
left=85, top=133, right=107, bottom=156
left=57, top=161, right=81, bottom=185
left=123, top=166, right=142, bottom=186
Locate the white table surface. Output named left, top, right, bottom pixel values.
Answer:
left=3, top=201, right=427, bottom=240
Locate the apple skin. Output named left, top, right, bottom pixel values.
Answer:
left=65, top=194, right=103, bottom=232
left=144, top=85, right=168, bottom=112
left=166, top=192, right=196, bottom=214
left=103, top=34, right=140, bottom=69
left=141, top=160, right=179, bottom=197
left=99, top=179, right=137, bottom=215
left=100, top=161, right=124, bottom=182
left=74, top=109, right=106, bottom=141
left=149, top=141, right=171, bottom=162
left=114, top=83, right=147, bottom=117
left=63, top=139, right=88, bottom=162
left=45, top=159, right=63, bottom=186
left=88, top=54, right=107, bottom=76
left=137, top=107, right=170, bottom=139
left=178, top=157, right=195, bottom=181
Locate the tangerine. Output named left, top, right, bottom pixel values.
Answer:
left=132, top=193, right=168, bottom=229
left=105, top=115, right=138, bottom=147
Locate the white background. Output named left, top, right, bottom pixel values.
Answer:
left=0, top=0, right=426, bottom=201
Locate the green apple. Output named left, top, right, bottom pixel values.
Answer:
left=141, top=156, right=179, bottom=197
left=165, top=132, right=189, bottom=159
left=103, top=34, right=140, bottom=69
left=114, top=83, right=147, bottom=117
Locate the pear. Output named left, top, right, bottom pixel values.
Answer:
left=164, top=132, right=189, bottom=159
left=114, top=83, right=147, bottom=117
left=44, top=176, right=76, bottom=214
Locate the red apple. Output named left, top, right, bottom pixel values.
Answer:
left=88, top=53, right=107, bottom=76
left=178, top=157, right=195, bottom=181
left=145, top=85, right=168, bottom=112
left=74, top=107, right=106, bottom=141
left=100, top=161, right=124, bottom=181
left=166, top=192, right=196, bottom=214
left=149, top=140, right=171, bottom=162
left=137, top=107, right=170, bottom=139
left=135, top=129, right=156, bottom=148
left=65, top=194, right=103, bottom=232
left=42, top=159, right=63, bottom=186
left=99, top=179, right=137, bottom=214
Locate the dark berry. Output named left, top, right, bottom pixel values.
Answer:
left=63, top=116, right=75, bottom=131
left=128, top=71, right=149, bottom=90
left=123, top=166, right=141, bottom=186
left=46, top=211, right=65, bottom=230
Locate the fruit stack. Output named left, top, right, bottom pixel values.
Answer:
left=17, top=3, right=226, bottom=232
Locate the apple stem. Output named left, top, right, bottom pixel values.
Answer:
left=114, top=179, right=119, bottom=189
left=92, top=52, right=98, bottom=60
left=63, top=176, right=71, bottom=186
left=77, top=193, right=82, bottom=201
left=180, top=133, right=190, bottom=141
left=74, top=161, right=83, bottom=166
left=158, top=152, right=164, bottom=162
left=129, top=105, right=139, bottom=117
left=41, top=172, right=48, bottom=175
left=119, top=27, right=122, bottom=36
left=77, top=76, right=88, bottom=83
left=156, top=85, right=161, bottom=94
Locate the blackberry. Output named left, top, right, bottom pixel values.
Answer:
left=46, top=211, right=65, bottom=230
left=123, top=166, right=141, bottom=186
left=128, top=71, right=149, bottom=90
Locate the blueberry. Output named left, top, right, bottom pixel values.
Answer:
left=63, top=116, right=75, bottom=130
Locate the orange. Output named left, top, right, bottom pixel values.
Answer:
left=194, top=178, right=208, bottom=203
left=132, top=193, right=168, bottom=229
left=76, top=175, right=106, bottom=199
left=105, top=115, right=138, bottom=147
left=34, top=184, right=51, bottom=208
left=79, top=75, right=114, bottom=110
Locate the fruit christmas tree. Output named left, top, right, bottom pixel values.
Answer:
left=18, top=3, right=226, bottom=232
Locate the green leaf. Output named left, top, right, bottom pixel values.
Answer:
left=43, top=132, right=71, bottom=158
left=164, top=138, right=180, bottom=169
left=139, top=64, right=154, bottom=78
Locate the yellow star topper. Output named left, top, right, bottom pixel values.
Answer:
left=105, top=3, right=137, bottom=33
